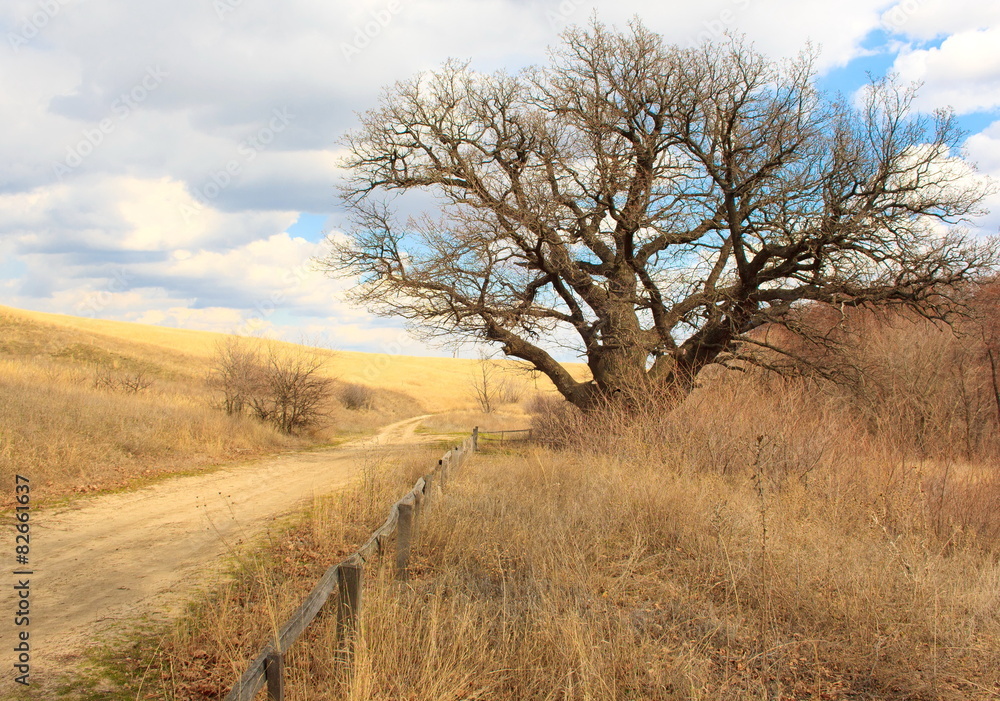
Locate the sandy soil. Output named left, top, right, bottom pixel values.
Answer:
left=1, top=415, right=438, bottom=699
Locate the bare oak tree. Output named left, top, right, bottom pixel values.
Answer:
left=322, top=20, right=996, bottom=411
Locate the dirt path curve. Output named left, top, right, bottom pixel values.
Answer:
left=2, top=415, right=438, bottom=697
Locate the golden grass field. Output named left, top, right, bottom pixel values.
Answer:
left=0, top=304, right=569, bottom=502
left=3, top=304, right=998, bottom=699
left=120, top=420, right=1000, bottom=700
left=0, top=304, right=560, bottom=409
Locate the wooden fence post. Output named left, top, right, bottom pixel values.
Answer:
left=423, top=473, right=435, bottom=510
left=223, top=433, right=487, bottom=700
left=396, top=501, right=414, bottom=581
left=412, top=488, right=423, bottom=544
left=337, top=559, right=363, bottom=660
left=264, top=651, right=284, bottom=701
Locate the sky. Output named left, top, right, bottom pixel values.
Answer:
left=1, top=0, right=998, bottom=358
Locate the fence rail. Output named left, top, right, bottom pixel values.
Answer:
left=475, top=428, right=533, bottom=444
left=224, top=429, right=478, bottom=701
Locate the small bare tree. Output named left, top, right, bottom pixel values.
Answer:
left=322, top=19, right=996, bottom=412
left=470, top=353, right=501, bottom=413
left=470, top=352, right=526, bottom=412
left=251, top=345, right=332, bottom=434
left=210, top=337, right=334, bottom=434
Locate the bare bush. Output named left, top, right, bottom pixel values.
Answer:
left=470, top=355, right=500, bottom=414
left=339, top=382, right=376, bottom=411
left=471, top=354, right=526, bottom=413
left=968, top=277, right=1000, bottom=430
left=527, top=393, right=581, bottom=447
left=497, top=377, right=523, bottom=405
left=210, top=337, right=261, bottom=416
left=210, top=338, right=334, bottom=434
left=93, top=365, right=154, bottom=394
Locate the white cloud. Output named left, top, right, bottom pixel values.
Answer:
left=878, top=0, right=1000, bottom=41
left=4, top=0, right=994, bottom=353
left=0, top=175, right=298, bottom=252
left=891, top=27, right=1000, bottom=114
left=965, top=120, right=1000, bottom=235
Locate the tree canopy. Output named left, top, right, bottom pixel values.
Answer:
left=322, top=19, right=996, bottom=411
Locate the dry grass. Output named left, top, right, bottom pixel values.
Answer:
left=0, top=356, right=302, bottom=503
left=105, top=446, right=443, bottom=700
left=419, top=406, right=533, bottom=434
left=0, top=306, right=439, bottom=502
left=117, top=366, right=1000, bottom=700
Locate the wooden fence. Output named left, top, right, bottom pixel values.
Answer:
left=474, top=428, right=533, bottom=445
left=223, top=428, right=481, bottom=701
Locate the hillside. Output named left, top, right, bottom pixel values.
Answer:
left=0, top=305, right=577, bottom=502
left=0, top=305, right=569, bottom=409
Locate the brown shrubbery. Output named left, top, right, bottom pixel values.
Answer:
left=0, top=356, right=299, bottom=502
left=338, top=382, right=377, bottom=411
left=92, top=364, right=155, bottom=395
left=536, top=291, right=1000, bottom=466
left=210, top=337, right=335, bottom=435
left=114, top=296, right=1000, bottom=700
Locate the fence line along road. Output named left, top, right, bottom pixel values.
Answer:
left=224, top=427, right=482, bottom=701
left=475, top=428, right=533, bottom=444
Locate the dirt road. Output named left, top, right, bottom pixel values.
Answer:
left=1, top=415, right=436, bottom=697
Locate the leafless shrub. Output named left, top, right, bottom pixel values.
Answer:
left=470, top=355, right=500, bottom=414
left=209, top=336, right=261, bottom=416
left=93, top=365, right=154, bottom=394
left=339, top=382, right=376, bottom=411
left=471, top=353, right=526, bottom=413
left=209, top=337, right=334, bottom=434
left=527, top=393, right=582, bottom=447
left=497, top=377, right=523, bottom=405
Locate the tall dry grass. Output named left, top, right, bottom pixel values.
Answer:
left=0, top=307, right=428, bottom=502
left=84, top=307, right=1000, bottom=699
left=0, top=357, right=302, bottom=503
left=131, top=424, right=999, bottom=699
left=338, top=448, right=999, bottom=699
